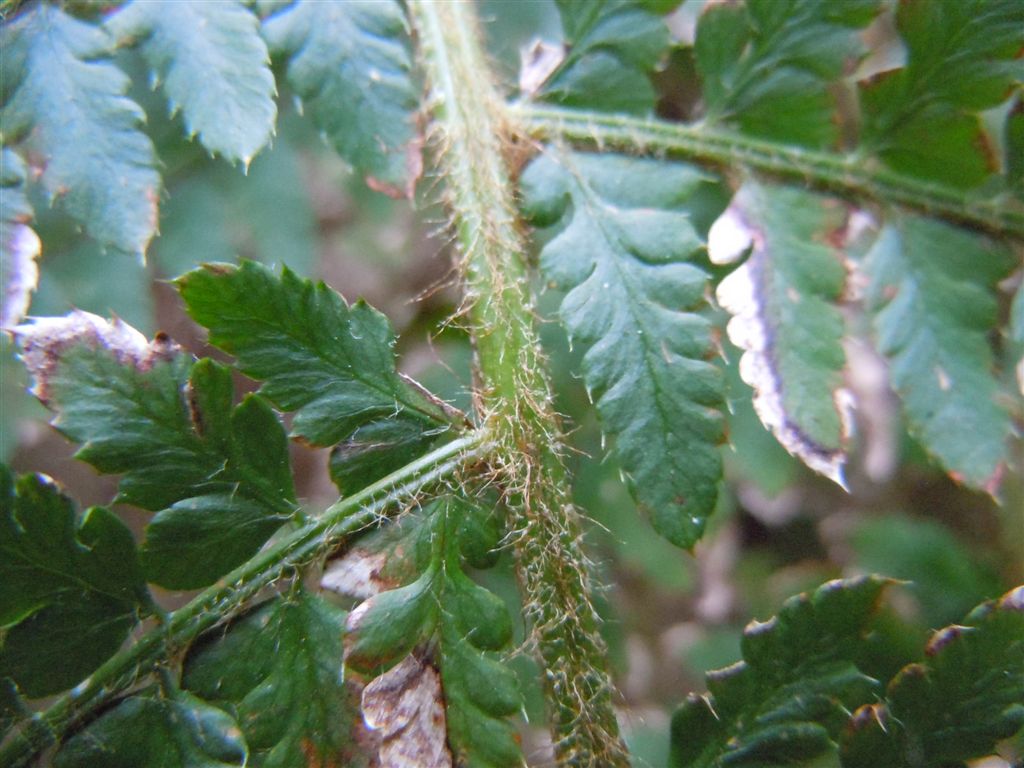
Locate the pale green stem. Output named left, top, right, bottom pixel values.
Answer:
left=410, top=2, right=630, bottom=765
left=516, top=104, right=1024, bottom=241
left=0, top=432, right=491, bottom=768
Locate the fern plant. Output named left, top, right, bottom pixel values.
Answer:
left=1, top=0, right=1022, bottom=766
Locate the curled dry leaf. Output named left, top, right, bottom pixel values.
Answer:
left=361, top=654, right=452, bottom=768
left=0, top=223, right=40, bottom=330
left=13, top=310, right=179, bottom=403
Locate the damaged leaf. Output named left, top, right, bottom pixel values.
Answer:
left=332, top=499, right=522, bottom=768
left=361, top=654, right=451, bottom=768
left=711, top=181, right=852, bottom=487
left=14, top=315, right=296, bottom=588
left=520, top=148, right=725, bottom=548
left=14, top=310, right=171, bottom=405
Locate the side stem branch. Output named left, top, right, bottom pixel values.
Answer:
left=517, top=104, right=1024, bottom=241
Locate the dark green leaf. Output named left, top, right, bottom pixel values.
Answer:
left=0, top=468, right=145, bottom=697
left=53, top=690, right=247, bottom=768
left=0, top=148, right=38, bottom=329
left=520, top=148, right=725, bottom=548
left=840, top=586, right=1024, bottom=768
left=329, top=416, right=443, bottom=496
left=183, top=592, right=367, bottom=768
left=858, top=0, right=1024, bottom=188
left=177, top=262, right=455, bottom=489
left=440, top=626, right=522, bottom=768
left=107, top=0, right=276, bottom=164
left=536, top=0, right=675, bottom=114
left=262, top=0, right=421, bottom=196
left=696, top=0, right=881, bottom=147
left=17, top=319, right=296, bottom=588
left=669, top=576, right=890, bottom=767
left=712, top=182, right=850, bottom=485
left=0, top=4, right=159, bottom=255
left=863, top=214, right=1016, bottom=492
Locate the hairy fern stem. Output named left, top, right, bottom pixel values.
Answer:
left=518, top=104, right=1024, bottom=241
left=0, top=432, right=491, bottom=768
left=410, top=2, right=630, bottom=764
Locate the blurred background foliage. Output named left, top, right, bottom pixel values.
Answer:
left=2, top=1, right=1021, bottom=765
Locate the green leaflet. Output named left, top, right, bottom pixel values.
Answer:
left=0, top=4, right=159, bottom=256
left=840, top=586, right=1024, bottom=768
left=859, top=0, right=1024, bottom=189
left=535, top=0, right=677, bottom=115
left=520, top=148, right=725, bottom=548
left=177, top=261, right=455, bottom=493
left=338, top=499, right=522, bottom=767
left=0, top=148, right=38, bottom=329
left=262, top=0, right=421, bottom=197
left=0, top=468, right=147, bottom=698
left=712, top=182, right=850, bottom=486
left=32, top=331, right=296, bottom=589
left=53, top=689, right=247, bottom=768
left=863, top=214, right=1015, bottom=492
left=183, top=592, right=366, bottom=768
left=106, top=0, right=276, bottom=164
left=669, top=577, right=890, bottom=768
left=695, top=0, right=880, bottom=147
